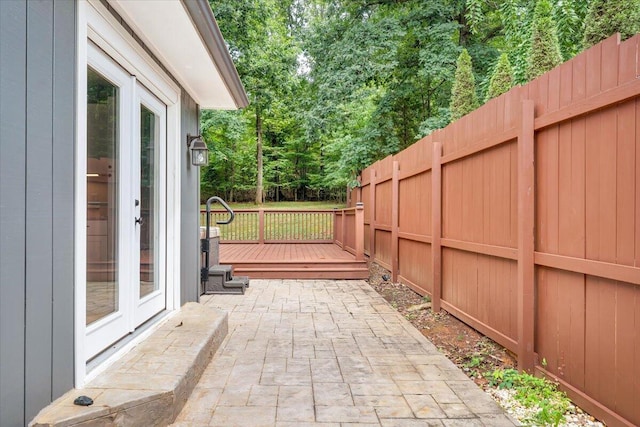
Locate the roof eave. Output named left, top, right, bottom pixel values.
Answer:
left=180, top=0, right=249, bottom=109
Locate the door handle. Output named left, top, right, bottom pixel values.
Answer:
left=135, top=217, right=143, bottom=226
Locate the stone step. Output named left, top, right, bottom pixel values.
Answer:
left=31, top=303, right=228, bottom=427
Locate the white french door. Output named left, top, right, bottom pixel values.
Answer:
left=133, top=84, right=167, bottom=326
left=85, top=43, right=167, bottom=359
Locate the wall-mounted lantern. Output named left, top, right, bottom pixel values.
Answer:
left=187, top=134, right=209, bottom=166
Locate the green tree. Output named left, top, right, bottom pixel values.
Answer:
left=209, top=0, right=298, bottom=204
left=485, top=53, right=514, bottom=101
left=554, top=0, right=590, bottom=59
left=450, top=49, right=478, bottom=121
left=526, top=0, right=563, bottom=81
left=203, top=0, right=590, bottom=201
left=583, top=0, right=640, bottom=47
left=200, top=110, right=256, bottom=202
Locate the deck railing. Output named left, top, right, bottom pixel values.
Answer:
left=333, top=204, right=365, bottom=260
left=200, top=205, right=365, bottom=259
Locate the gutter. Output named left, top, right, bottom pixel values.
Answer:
left=181, top=0, right=249, bottom=109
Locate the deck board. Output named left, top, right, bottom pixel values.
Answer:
left=219, top=243, right=368, bottom=279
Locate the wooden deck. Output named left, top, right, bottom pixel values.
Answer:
left=220, top=243, right=369, bottom=279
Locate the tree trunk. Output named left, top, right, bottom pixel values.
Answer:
left=255, top=110, right=263, bottom=205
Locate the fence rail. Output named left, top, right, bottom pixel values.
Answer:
left=200, top=209, right=363, bottom=252
left=350, top=34, right=640, bottom=427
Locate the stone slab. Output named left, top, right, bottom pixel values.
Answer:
left=173, top=280, right=519, bottom=426
left=31, top=303, right=228, bottom=427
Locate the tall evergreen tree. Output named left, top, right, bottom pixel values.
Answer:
left=450, top=49, right=478, bottom=121
left=485, top=53, right=514, bottom=101
left=526, top=0, right=563, bottom=81
left=583, top=0, right=640, bottom=48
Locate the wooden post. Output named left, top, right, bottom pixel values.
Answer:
left=517, top=99, right=535, bottom=373
left=431, top=141, right=442, bottom=313
left=391, top=161, right=400, bottom=281
left=346, top=184, right=351, bottom=206
left=333, top=208, right=338, bottom=244
left=258, top=208, right=265, bottom=244
left=369, top=168, right=376, bottom=261
left=355, top=203, right=365, bottom=261
left=340, top=210, right=346, bottom=250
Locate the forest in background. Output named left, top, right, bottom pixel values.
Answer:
left=201, top=0, right=639, bottom=203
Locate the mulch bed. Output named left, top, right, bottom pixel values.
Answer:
left=367, top=261, right=516, bottom=388
left=366, top=261, right=604, bottom=426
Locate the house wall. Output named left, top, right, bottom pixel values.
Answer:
left=180, top=90, right=202, bottom=304
left=1, top=2, right=203, bottom=424
left=0, top=1, right=76, bottom=425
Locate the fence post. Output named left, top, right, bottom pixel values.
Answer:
left=517, top=99, right=535, bottom=373
left=355, top=203, right=365, bottom=261
left=431, top=141, right=442, bottom=313
left=391, top=161, right=400, bottom=281
left=258, top=208, right=265, bottom=244
left=369, top=168, right=376, bottom=261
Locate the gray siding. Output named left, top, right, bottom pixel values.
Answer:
left=0, top=1, right=76, bottom=425
left=180, top=90, right=201, bottom=304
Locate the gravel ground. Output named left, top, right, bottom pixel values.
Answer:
left=367, top=262, right=605, bottom=427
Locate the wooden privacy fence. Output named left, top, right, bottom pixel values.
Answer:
left=351, top=34, right=640, bottom=427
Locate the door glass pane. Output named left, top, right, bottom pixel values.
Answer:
left=86, top=67, right=119, bottom=325
left=140, top=105, right=157, bottom=298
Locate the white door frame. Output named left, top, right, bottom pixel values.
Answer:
left=134, top=83, right=168, bottom=326
left=75, top=0, right=182, bottom=387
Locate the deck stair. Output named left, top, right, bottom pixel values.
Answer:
left=220, top=243, right=369, bottom=280
left=204, top=264, right=250, bottom=295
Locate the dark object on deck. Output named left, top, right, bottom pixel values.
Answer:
left=201, top=196, right=249, bottom=295
left=73, top=396, right=94, bottom=406
left=382, top=274, right=391, bottom=282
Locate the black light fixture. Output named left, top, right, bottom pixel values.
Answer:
left=187, top=134, right=209, bottom=167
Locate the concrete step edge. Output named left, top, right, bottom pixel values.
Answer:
left=30, top=303, right=228, bottom=427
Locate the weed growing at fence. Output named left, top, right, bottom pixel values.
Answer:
left=489, top=368, right=570, bottom=426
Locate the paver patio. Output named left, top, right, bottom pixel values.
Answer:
left=172, top=279, right=518, bottom=426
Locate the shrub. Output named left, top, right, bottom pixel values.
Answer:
left=583, top=0, right=640, bottom=48
left=485, top=53, right=514, bottom=101
left=450, top=49, right=478, bottom=121
left=526, top=0, right=563, bottom=81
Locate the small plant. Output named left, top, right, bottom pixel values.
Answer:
left=466, top=356, right=483, bottom=368
left=463, top=355, right=485, bottom=378
left=489, top=369, right=570, bottom=426
left=405, top=312, right=417, bottom=321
